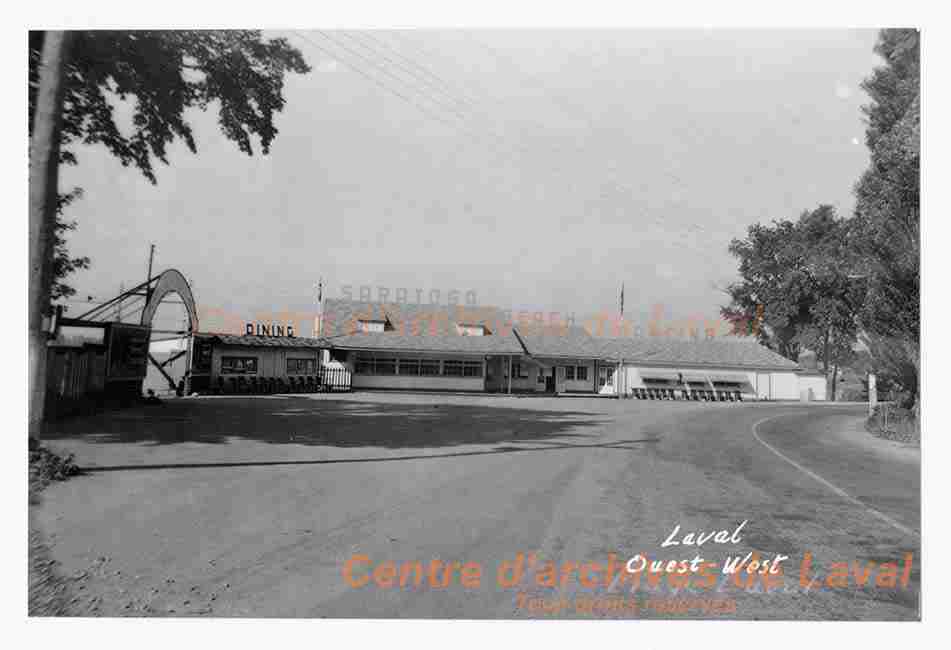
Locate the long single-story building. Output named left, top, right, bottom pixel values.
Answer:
left=313, top=299, right=822, bottom=400
left=179, top=299, right=821, bottom=400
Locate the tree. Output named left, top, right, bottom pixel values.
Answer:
left=30, top=31, right=310, bottom=182
left=722, top=205, right=861, bottom=398
left=851, top=29, right=920, bottom=410
left=722, top=218, right=804, bottom=360
left=52, top=187, right=91, bottom=301
left=28, top=30, right=311, bottom=437
left=29, top=31, right=74, bottom=441
left=859, top=332, right=918, bottom=408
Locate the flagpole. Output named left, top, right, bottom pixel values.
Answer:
left=315, top=278, right=323, bottom=336
left=618, top=282, right=625, bottom=398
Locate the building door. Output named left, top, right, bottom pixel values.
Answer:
left=545, top=367, right=555, bottom=392
left=756, top=372, right=772, bottom=400
left=598, top=366, right=615, bottom=394
left=555, top=366, right=566, bottom=393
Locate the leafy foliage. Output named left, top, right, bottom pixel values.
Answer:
left=856, top=333, right=918, bottom=409
left=851, top=29, right=920, bottom=409
left=853, top=30, right=920, bottom=345
left=723, top=30, right=920, bottom=409
left=52, top=187, right=91, bottom=302
left=29, top=438, right=81, bottom=491
left=722, top=205, right=861, bottom=369
left=29, top=30, right=311, bottom=300
left=31, top=30, right=311, bottom=181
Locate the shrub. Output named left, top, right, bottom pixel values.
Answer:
left=29, top=439, right=81, bottom=492
left=865, top=404, right=919, bottom=444
left=28, top=441, right=84, bottom=615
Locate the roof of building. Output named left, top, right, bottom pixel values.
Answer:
left=600, top=337, right=800, bottom=370
left=320, top=299, right=511, bottom=337
left=201, top=333, right=329, bottom=349
left=513, top=325, right=607, bottom=359
left=328, top=331, right=524, bottom=355
left=202, top=301, right=799, bottom=371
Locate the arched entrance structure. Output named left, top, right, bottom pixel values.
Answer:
left=140, top=269, right=199, bottom=394
left=140, top=269, right=199, bottom=334
left=52, top=268, right=200, bottom=406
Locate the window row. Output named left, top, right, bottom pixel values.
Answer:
left=221, top=356, right=320, bottom=376
left=287, top=358, right=317, bottom=375
left=221, top=356, right=258, bottom=375
left=510, top=364, right=590, bottom=381
left=354, top=357, right=483, bottom=377
left=564, top=366, right=589, bottom=381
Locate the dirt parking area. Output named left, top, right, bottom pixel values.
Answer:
left=40, top=392, right=713, bottom=469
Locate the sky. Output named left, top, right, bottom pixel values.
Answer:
left=58, top=29, right=881, bottom=336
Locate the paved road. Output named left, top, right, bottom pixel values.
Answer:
left=35, top=395, right=920, bottom=619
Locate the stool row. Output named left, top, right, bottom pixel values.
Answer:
left=209, top=374, right=350, bottom=395
left=632, top=388, right=743, bottom=402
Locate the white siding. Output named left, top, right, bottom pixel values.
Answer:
left=507, top=360, right=545, bottom=392
left=623, top=366, right=757, bottom=396
left=598, top=364, right=618, bottom=395
left=618, top=365, right=821, bottom=400
left=749, top=371, right=803, bottom=400
left=353, top=375, right=484, bottom=391
left=346, top=352, right=486, bottom=392
left=210, top=345, right=322, bottom=381
left=530, top=360, right=598, bottom=393
left=798, top=374, right=827, bottom=401
left=624, top=367, right=642, bottom=392
left=756, top=373, right=772, bottom=400
left=769, top=372, right=799, bottom=400
left=562, top=362, right=596, bottom=392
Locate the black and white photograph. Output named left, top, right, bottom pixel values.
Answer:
left=12, top=1, right=944, bottom=642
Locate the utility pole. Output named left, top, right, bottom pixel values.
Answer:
left=116, top=282, right=125, bottom=322
left=29, top=31, right=74, bottom=440
left=314, top=277, right=323, bottom=337
left=184, top=274, right=195, bottom=395
left=617, top=283, right=625, bottom=397
left=146, top=243, right=155, bottom=302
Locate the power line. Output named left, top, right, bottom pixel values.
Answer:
left=291, top=31, right=543, bottom=171
left=295, top=31, right=625, bottom=223
left=452, top=33, right=724, bottom=261
left=309, top=31, right=472, bottom=128
left=462, top=34, right=691, bottom=197
left=328, top=31, right=472, bottom=123
left=386, top=31, right=489, bottom=108
left=367, top=34, right=646, bottom=205
left=366, top=31, right=484, bottom=111
left=360, top=31, right=568, bottom=161
left=384, top=32, right=612, bottom=198
left=290, top=29, right=726, bottom=267
left=337, top=31, right=477, bottom=120
left=292, top=31, right=469, bottom=136
left=311, top=30, right=594, bottom=167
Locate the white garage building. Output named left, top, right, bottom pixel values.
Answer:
left=600, top=337, right=810, bottom=400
